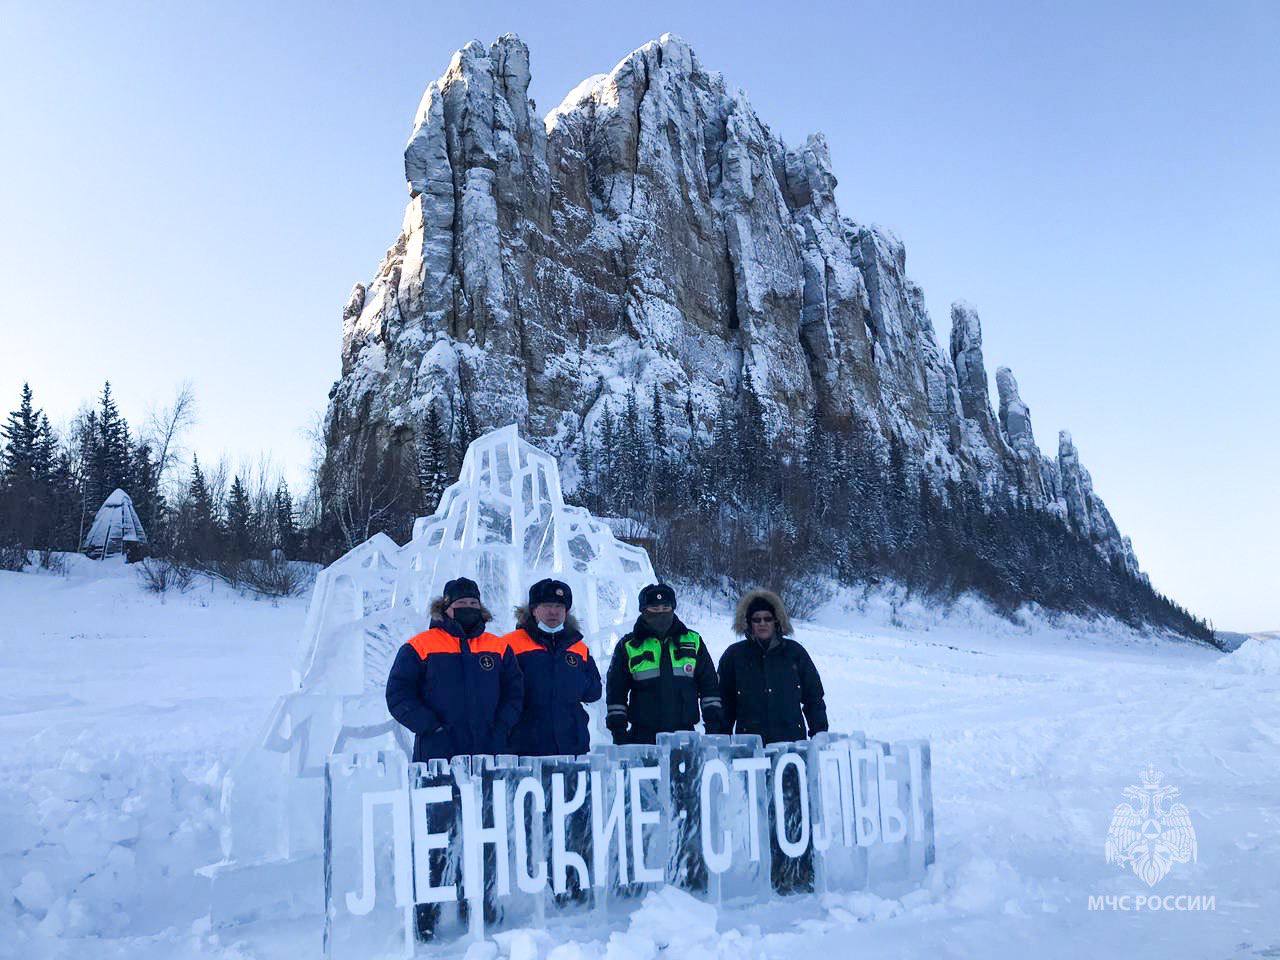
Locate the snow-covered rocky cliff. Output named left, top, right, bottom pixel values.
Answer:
left=324, top=33, right=1138, bottom=576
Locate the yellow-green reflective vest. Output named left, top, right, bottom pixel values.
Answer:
left=624, top=631, right=701, bottom=681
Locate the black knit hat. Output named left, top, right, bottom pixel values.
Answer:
left=746, top=595, right=777, bottom=620
left=442, top=577, right=481, bottom=606
left=639, top=583, right=677, bottom=610
left=529, top=578, right=572, bottom=610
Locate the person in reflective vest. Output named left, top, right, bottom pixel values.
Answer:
left=718, top=588, right=828, bottom=745
left=385, top=576, right=524, bottom=762
left=605, top=583, right=724, bottom=744
left=503, top=578, right=602, bottom=757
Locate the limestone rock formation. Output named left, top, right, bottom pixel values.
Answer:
left=323, top=32, right=1141, bottom=578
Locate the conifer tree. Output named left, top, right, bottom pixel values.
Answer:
left=181, top=456, right=221, bottom=560
left=226, top=475, right=253, bottom=560
left=130, top=441, right=163, bottom=540
left=274, top=482, right=298, bottom=557
left=447, top=387, right=477, bottom=477
left=416, top=406, right=449, bottom=515
left=1, top=383, right=41, bottom=484
left=620, top=385, right=647, bottom=507
left=574, top=420, right=595, bottom=508
left=649, top=382, right=669, bottom=508
left=87, top=382, right=132, bottom=508
left=598, top=401, right=618, bottom=511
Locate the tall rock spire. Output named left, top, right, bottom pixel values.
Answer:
left=322, top=32, right=1147, bottom=589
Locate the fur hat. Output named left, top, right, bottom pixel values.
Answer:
left=529, top=578, right=572, bottom=610
left=733, top=588, right=792, bottom=636
left=442, top=577, right=481, bottom=606
left=639, top=583, right=677, bottom=609
left=514, top=604, right=582, bottom=635
left=430, top=594, right=493, bottom=623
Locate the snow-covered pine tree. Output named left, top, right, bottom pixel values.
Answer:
left=619, top=384, right=648, bottom=511
left=598, top=401, right=618, bottom=510
left=649, top=382, right=669, bottom=508
left=574, top=418, right=595, bottom=509
left=416, top=405, right=449, bottom=515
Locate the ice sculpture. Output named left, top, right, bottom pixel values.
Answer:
left=322, top=732, right=936, bottom=952
left=204, top=425, right=656, bottom=928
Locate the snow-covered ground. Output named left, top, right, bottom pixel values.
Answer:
left=2, top=558, right=1278, bottom=959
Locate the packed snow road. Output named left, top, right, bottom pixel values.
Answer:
left=1, top=559, right=1276, bottom=959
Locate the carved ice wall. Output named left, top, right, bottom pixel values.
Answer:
left=204, top=425, right=656, bottom=930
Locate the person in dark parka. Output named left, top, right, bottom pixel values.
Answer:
left=503, top=579, right=602, bottom=757
left=385, top=577, right=524, bottom=762
left=605, top=583, right=725, bottom=744
left=718, top=588, right=828, bottom=745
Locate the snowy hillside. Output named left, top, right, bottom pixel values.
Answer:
left=1, top=560, right=1276, bottom=958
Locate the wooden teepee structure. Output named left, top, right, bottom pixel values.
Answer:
left=82, top=488, right=148, bottom=560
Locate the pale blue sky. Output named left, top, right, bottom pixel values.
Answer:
left=1, top=1, right=1276, bottom=629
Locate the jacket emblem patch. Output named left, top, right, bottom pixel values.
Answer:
left=565, top=652, right=579, bottom=666
left=479, top=653, right=496, bottom=671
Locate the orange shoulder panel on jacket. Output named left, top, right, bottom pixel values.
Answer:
left=407, top=628, right=459, bottom=660
left=502, top=628, right=542, bottom=655
left=567, top=639, right=591, bottom=659
left=471, top=632, right=511, bottom=655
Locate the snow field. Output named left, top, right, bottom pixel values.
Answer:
left=2, top=560, right=1278, bottom=958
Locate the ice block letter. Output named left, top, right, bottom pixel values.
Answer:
left=346, top=788, right=413, bottom=915
left=409, top=784, right=457, bottom=905
left=551, top=771, right=590, bottom=894
left=700, top=758, right=732, bottom=874
left=629, top=765, right=664, bottom=884
left=512, top=775, right=548, bottom=894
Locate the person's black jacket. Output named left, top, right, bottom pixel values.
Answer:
left=718, top=589, right=828, bottom=745
left=605, top=613, right=722, bottom=744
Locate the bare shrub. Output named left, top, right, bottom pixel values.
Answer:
left=137, top=558, right=194, bottom=594
left=38, top=549, right=68, bottom=576
left=777, top=574, right=836, bottom=620
left=207, top=556, right=311, bottom=598
left=0, top=543, right=26, bottom=572
left=240, top=557, right=310, bottom=598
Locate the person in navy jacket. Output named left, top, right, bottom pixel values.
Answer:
left=385, top=577, right=524, bottom=762
left=503, top=579, right=602, bottom=757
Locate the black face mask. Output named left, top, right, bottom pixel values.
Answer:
left=451, top=607, right=485, bottom=635
left=642, top=611, right=674, bottom=636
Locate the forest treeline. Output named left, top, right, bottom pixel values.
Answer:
left=0, top=379, right=1213, bottom=642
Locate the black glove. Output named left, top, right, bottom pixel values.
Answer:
left=702, top=708, right=726, bottom=736
left=606, top=719, right=629, bottom=745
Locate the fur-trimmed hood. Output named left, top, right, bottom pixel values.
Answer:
left=512, top=604, right=582, bottom=637
left=429, top=595, right=494, bottom=624
left=732, top=588, right=792, bottom=637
